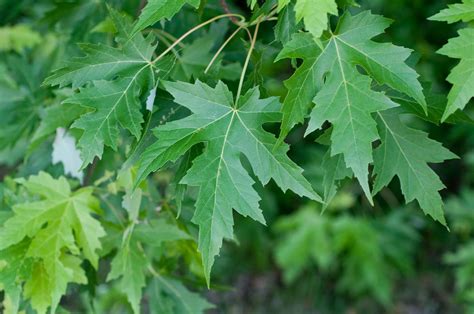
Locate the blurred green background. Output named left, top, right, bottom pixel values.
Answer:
left=1, top=0, right=474, bottom=313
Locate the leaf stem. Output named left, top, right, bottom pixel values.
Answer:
left=205, top=25, right=247, bottom=74
left=235, top=17, right=261, bottom=105
left=154, top=32, right=182, bottom=58
left=154, top=29, right=185, bottom=48
left=151, top=13, right=245, bottom=64
left=219, top=0, right=240, bottom=25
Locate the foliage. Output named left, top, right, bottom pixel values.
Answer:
left=430, top=0, right=474, bottom=120
left=274, top=203, right=420, bottom=306
left=0, top=0, right=472, bottom=313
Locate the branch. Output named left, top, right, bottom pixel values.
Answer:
left=220, top=0, right=239, bottom=24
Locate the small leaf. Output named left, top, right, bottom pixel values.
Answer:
left=148, top=275, right=214, bottom=314
left=429, top=0, right=474, bottom=23
left=107, top=241, right=147, bottom=314
left=133, top=0, right=201, bottom=34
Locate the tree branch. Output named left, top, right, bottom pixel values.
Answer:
left=220, top=0, right=239, bottom=24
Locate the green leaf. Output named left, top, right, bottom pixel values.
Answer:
left=437, top=29, right=474, bottom=121
left=148, top=275, right=214, bottom=314
left=307, top=12, right=425, bottom=201
left=44, top=41, right=152, bottom=88
left=31, top=101, right=86, bottom=147
left=107, top=220, right=191, bottom=313
left=24, top=256, right=87, bottom=314
left=429, top=1, right=474, bottom=121
left=333, top=217, right=392, bottom=305
left=0, top=24, right=41, bottom=52
left=274, top=206, right=333, bottom=283
left=45, top=9, right=165, bottom=166
left=0, top=62, right=38, bottom=151
left=133, top=0, right=200, bottom=34
left=278, top=0, right=337, bottom=39
left=320, top=150, right=352, bottom=207
left=0, top=172, right=105, bottom=266
left=276, top=32, right=322, bottom=140
left=278, top=11, right=425, bottom=142
left=295, top=0, right=338, bottom=39
left=0, top=241, right=31, bottom=314
left=44, top=6, right=156, bottom=89
left=274, top=3, right=298, bottom=44
left=387, top=84, right=474, bottom=125
left=429, top=0, right=474, bottom=23
left=107, top=240, right=148, bottom=314
left=0, top=172, right=104, bottom=313
left=304, top=11, right=425, bottom=202
left=134, top=219, right=191, bottom=245
left=170, top=32, right=241, bottom=82
left=136, top=80, right=320, bottom=283
left=66, top=76, right=147, bottom=167
left=373, top=109, right=457, bottom=225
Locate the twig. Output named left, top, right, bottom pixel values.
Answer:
left=235, top=17, right=261, bottom=105
left=151, top=13, right=245, bottom=64
left=220, top=0, right=239, bottom=24
left=205, top=25, right=247, bottom=74
left=83, top=158, right=98, bottom=186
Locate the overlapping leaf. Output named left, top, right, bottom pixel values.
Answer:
left=373, top=109, right=457, bottom=224
left=107, top=220, right=192, bottom=313
left=170, top=32, right=241, bottom=82
left=45, top=9, right=159, bottom=166
left=147, top=275, right=214, bottom=314
left=430, top=0, right=474, bottom=23
left=276, top=32, right=322, bottom=140
left=107, top=240, right=147, bottom=314
left=136, top=80, right=320, bottom=282
left=278, top=0, right=338, bottom=39
left=0, top=24, right=41, bottom=52
left=133, top=0, right=200, bottom=34
left=0, top=172, right=105, bottom=313
left=303, top=11, right=425, bottom=201
left=430, top=1, right=474, bottom=120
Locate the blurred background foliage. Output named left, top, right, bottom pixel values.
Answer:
left=0, top=0, right=473, bottom=313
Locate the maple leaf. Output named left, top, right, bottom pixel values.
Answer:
left=65, top=76, right=147, bottom=166
left=0, top=241, right=31, bottom=314
left=275, top=32, right=322, bottom=141
left=170, top=31, right=241, bottom=82
left=0, top=24, right=41, bottom=53
left=0, top=58, right=46, bottom=151
left=301, top=11, right=425, bottom=202
left=45, top=9, right=156, bottom=89
left=430, top=1, right=474, bottom=121
left=438, top=32, right=474, bottom=121
left=320, top=150, right=352, bottom=207
left=147, top=275, right=214, bottom=314
left=136, top=80, right=320, bottom=282
left=107, top=240, right=147, bottom=314
left=274, top=206, right=333, bottom=283
left=278, top=11, right=425, bottom=141
left=278, top=0, right=337, bottom=39
left=429, top=0, right=474, bottom=23
left=274, top=2, right=298, bottom=44
left=44, top=9, right=168, bottom=166
left=107, top=220, right=191, bottom=313
left=31, top=101, right=86, bottom=148
left=0, top=172, right=105, bottom=313
left=133, top=0, right=201, bottom=34
left=23, top=256, right=87, bottom=314
left=373, top=109, right=457, bottom=225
